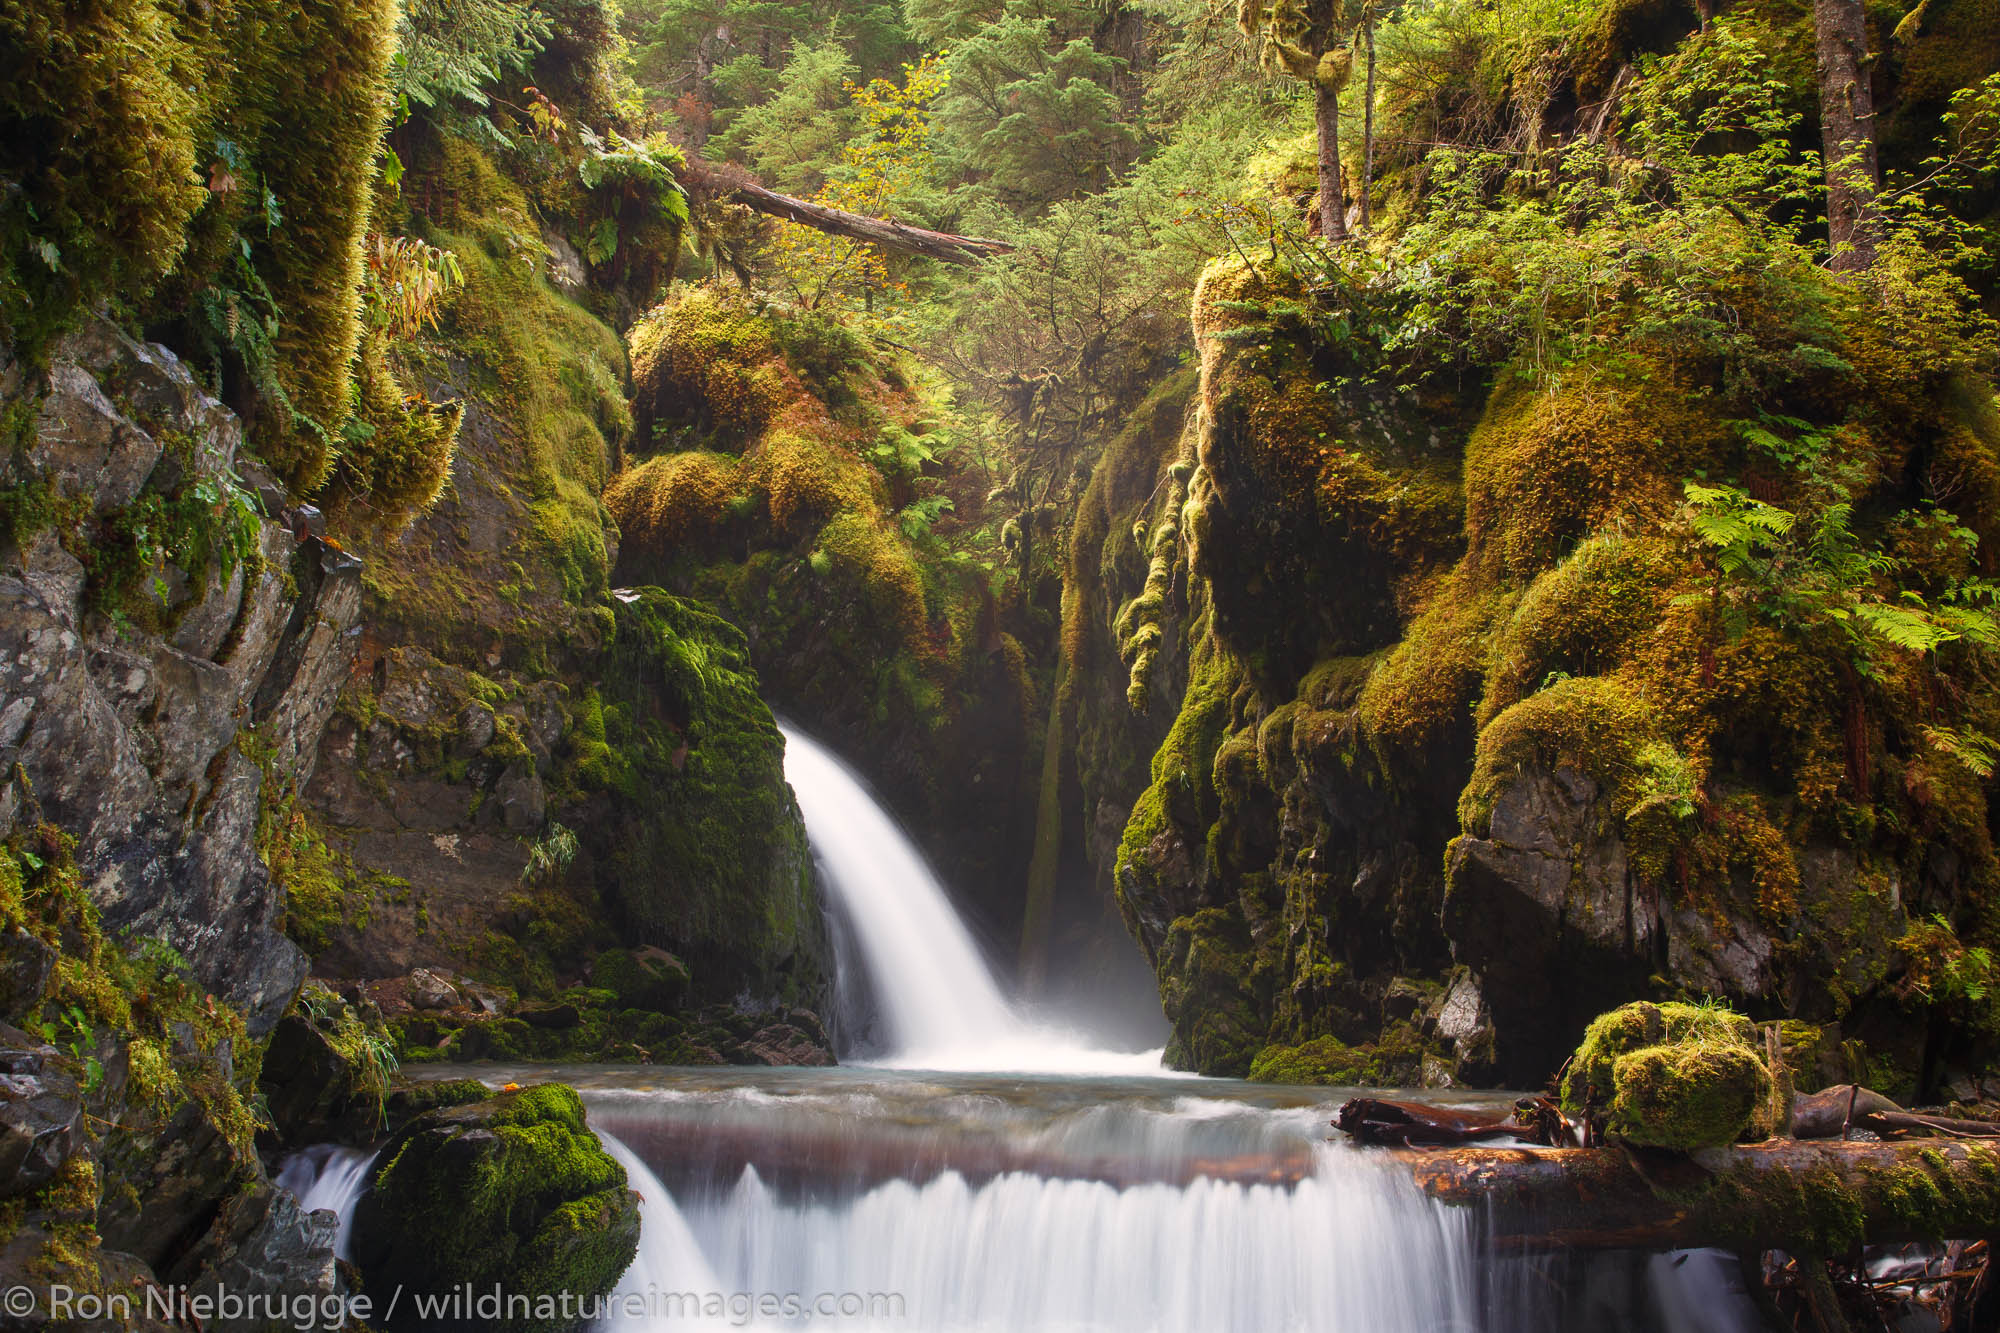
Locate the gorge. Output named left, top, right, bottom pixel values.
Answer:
left=3, top=0, right=2000, bottom=1324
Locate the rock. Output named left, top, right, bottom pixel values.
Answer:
left=0, top=929, right=56, bottom=1016
left=0, top=1052, right=81, bottom=1197
left=1443, top=764, right=1659, bottom=1082
left=517, top=1002, right=581, bottom=1030
left=457, top=978, right=509, bottom=1015
left=589, top=947, right=690, bottom=1013
left=1429, top=971, right=1500, bottom=1084
left=407, top=969, right=459, bottom=1011
left=351, top=1084, right=639, bottom=1332
left=167, top=1181, right=344, bottom=1321
left=0, top=319, right=362, bottom=1035
left=494, top=763, right=545, bottom=833
left=257, top=995, right=399, bottom=1148
left=733, top=1022, right=835, bottom=1068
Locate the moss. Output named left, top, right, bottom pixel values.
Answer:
left=1359, top=573, right=1510, bottom=765
left=577, top=589, right=822, bottom=1000
left=628, top=286, right=788, bottom=444
left=0, top=0, right=207, bottom=356
left=1155, top=908, right=1266, bottom=1076
left=1563, top=1000, right=1779, bottom=1148
left=1477, top=532, right=1674, bottom=726
left=353, top=1084, right=638, bottom=1332
left=589, top=947, right=689, bottom=1012
left=1462, top=363, right=1715, bottom=581
left=332, top=328, right=464, bottom=520
left=1606, top=1040, right=1773, bottom=1150
left=1460, top=674, right=1672, bottom=833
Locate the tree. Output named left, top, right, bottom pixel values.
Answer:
left=1238, top=0, right=1354, bottom=241
left=1811, top=0, right=1881, bottom=272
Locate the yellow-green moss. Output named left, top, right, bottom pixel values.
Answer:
left=1360, top=574, right=1511, bottom=764
left=629, top=286, right=788, bottom=443
left=1478, top=532, right=1674, bottom=725
left=1463, top=364, right=1714, bottom=581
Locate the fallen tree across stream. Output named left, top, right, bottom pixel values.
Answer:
left=1396, top=1138, right=2000, bottom=1253
left=680, top=157, right=1015, bottom=266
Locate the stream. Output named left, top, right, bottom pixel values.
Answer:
left=284, top=725, right=1772, bottom=1331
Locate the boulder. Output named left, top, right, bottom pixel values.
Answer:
left=351, top=1084, right=639, bottom=1333
left=407, top=969, right=459, bottom=1011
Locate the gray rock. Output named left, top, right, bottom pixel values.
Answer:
left=407, top=969, right=459, bottom=1011
left=494, top=763, right=546, bottom=833
left=0, top=1060, right=80, bottom=1198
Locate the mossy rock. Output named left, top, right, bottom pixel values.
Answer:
left=351, top=1083, right=638, bottom=1332
left=590, top=947, right=690, bottom=1013
left=1563, top=1001, right=1776, bottom=1150
left=1606, top=1041, right=1773, bottom=1151
left=1248, top=1035, right=1373, bottom=1085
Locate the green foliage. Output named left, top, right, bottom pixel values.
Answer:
left=394, top=0, right=551, bottom=111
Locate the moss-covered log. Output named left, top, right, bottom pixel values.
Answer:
left=1402, top=1140, right=2000, bottom=1252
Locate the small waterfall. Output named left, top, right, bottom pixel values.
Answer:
left=598, top=1130, right=724, bottom=1331
left=273, top=1145, right=377, bottom=1262
left=780, top=724, right=1159, bottom=1072
left=692, top=1145, right=1478, bottom=1333
left=587, top=1077, right=1491, bottom=1333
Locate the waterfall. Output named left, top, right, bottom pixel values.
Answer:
left=779, top=724, right=1159, bottom=1073
left=273, top=1145, right=377, bottom=1262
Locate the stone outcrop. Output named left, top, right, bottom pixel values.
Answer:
left=2, top=319, right=361, bottom=1035
left=0, top=320, right=364, bottom=1323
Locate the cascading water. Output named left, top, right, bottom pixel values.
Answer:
left=586, top=1069, right=1487, bottom=1333
left=779, top=723, right=1160, bottom=1073
left=273, top=1145, right=377, bottom=1262
left=303, top=725, right=1770, bottom=1333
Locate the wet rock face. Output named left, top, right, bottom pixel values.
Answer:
left=0, top=319, right=363, bottom=1035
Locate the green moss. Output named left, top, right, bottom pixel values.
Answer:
left=577, top=589, right=821, bottom=1000
left=1460, top=674, right=1676, bottom=835
left=1156, top=908, right=1265, bottom=1076
left=354, top=1084, right=638, bottom=1333
left=1478, top=532, right=1674, bottom=725
left=1607, top=1040, right=1773, bottom=1150
left=1563, top=1000, right=1778, bottom=1148
left=1359, top=574, right=1510, bottom=764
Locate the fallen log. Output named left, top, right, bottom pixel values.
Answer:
left=1792, top=1086, right=2000, bottom=1141
left=1334, top=1096, right=1579, bottom=1147
left=680, top=157, right=1014, bottom=266
left=1398, top=1139, right=2000, bottom=1253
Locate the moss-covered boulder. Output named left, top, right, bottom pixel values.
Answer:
left=352, top=1083, right=638, bottom=1332
left=1563, top=1001, right=1776, bottom=1150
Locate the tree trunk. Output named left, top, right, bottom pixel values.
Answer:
left=1360, top=17, right=1377, bottom=234
left=1315, top=80, right=1348, bottom=242
left=1401, top=1140, right=2000, bottom=1252
left=1812, top=0, right=1881, bottom=273
left=680, top=158, right=1014, bottom=266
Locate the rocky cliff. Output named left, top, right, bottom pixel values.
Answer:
left=0, top=318, right=363, bottom=1316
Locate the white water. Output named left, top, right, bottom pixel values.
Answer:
left=780, top=723, right=1162, bottom=1073
left=273, top=1145, right=377, bottom=1262
left=588, top=1072, right=1487, bottom=1333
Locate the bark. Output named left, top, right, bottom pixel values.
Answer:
left=1812, top=0, right=1881, bottom=272
left=1315, top=80, right=1348, bottom=242
left=1360, top=16, right=1377, bottom=234
left=681, top=158, right=1014, bottom=266
left=1400, top=1139, right=2000, bottom=1252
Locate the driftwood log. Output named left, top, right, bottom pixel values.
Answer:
left=681, top=157, right=1014, bottom=266
left=1397, top=1139, right=2000, bottom=1252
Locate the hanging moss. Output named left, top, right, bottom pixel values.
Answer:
left=332, top=328, right=464, bottom=520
